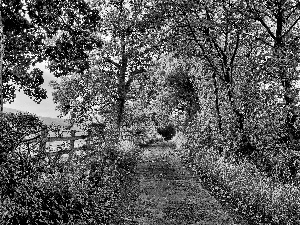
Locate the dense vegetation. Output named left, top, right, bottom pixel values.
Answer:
left=1, top=112, right=140, bottom=224
left=2, top=0, right=300, bottom=224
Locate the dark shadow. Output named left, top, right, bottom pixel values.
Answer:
left=138, top=159, right=180, bottom=180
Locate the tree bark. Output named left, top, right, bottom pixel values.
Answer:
left=0, top=7, right=4, bottom=113
left=116, top=32, right=127, bottom=129
left=115, top=33, right=147, bottom=130
left=212, top=71, right=222, bottom=131
left=273, top=3, right=297, bottom=142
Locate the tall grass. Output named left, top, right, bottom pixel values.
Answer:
left=180, top=145, right=300, bottom=224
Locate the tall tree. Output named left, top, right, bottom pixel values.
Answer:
left=149, top=0, right=250, bottom=134
left=0, top=0, right=4, bottom=112
left=241, top=0, right=300, bottom=142
left=52, top=0, right=159, bottom=129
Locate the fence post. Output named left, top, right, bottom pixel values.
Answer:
left=39, top=128, right=48, bottom=153
left=68, top=130, right=76, bottom=163
left=70, top=130, right=76, bottom=151
left=86, top=130, right=92, bottom=147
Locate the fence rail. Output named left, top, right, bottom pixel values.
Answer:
left=21, top=128, right=138, bottom=165
left=22, top=129, right=100, bottom=166
left=23, top=129, right=136, bottom=147
left=23, top=129, right=92, bottom=145
left=24, top=132, right=89, bottom=144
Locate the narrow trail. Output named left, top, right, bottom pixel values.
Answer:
left=122, top=144, right=247, bottom=225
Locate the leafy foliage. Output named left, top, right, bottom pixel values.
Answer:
left=0, top=112, right=45, bottom=163
left=4, top=0, right=300, bottom=223
left=0, top=112, right=139, bottom=224
left=1, top=0, right=101, bottom=105
left=50, top=0, right=160, bottom=128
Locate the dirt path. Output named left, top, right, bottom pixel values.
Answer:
left=122, top=144, right=246, bottom=225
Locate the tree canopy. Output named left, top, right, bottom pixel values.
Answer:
left=3, top=1, right=300, bottom=224
left=0, top=0, right=101, bottom=111
left=3, top=0, right=300, bottom=157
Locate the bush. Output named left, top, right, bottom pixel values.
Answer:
left=0, top=112, right=140, bottom=224
left=182, top=145, right=300, bottom=224
left=0, top=112, right=45, bottom=164
left=1, top=185, right=83, bottom=225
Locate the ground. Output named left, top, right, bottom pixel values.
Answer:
left=120, top=143, right=249, bottom=225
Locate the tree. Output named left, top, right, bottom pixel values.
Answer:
left=147, top=0, right=251, bottom=137
left=0, top=0, right=101, bottom=112
left=50, top=70, right=115, bottom=127
left=51, top=0, right=159, bottom=130
left=0, top=0, right=4, bottom=112
left=0, top=0, right=45, bottom=111
left=240, top=0, right=300, bottom=142
left=144, top=0, right=300, bottom=175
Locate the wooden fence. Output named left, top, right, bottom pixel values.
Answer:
left=22, top=129, right=100, bottom=165
left=24, top=129, right=91, bottom=147
left=21, top=128, right=136, bottom=165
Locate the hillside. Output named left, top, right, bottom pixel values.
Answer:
left=3, top=107, right=69, bottom=127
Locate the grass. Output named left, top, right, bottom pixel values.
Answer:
left=181, top=146, right=300, bottom=224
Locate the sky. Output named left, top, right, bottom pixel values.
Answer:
left=4, top=63, right=62, bottom=118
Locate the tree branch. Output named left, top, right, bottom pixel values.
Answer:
left=103, top=57, right=120, bottom=68
left=230, top=32, right=240, bottom=70
left=285, top=2, right=300, bottom=21
left=203, top=6, right=229, bottom=76
left=180, top=11, right=220, bottom=76
left=245, top=0, right=276, bottom=40
left=283, top=15, right=300, bottom=37
left=256, top=17, right=276, bottom=40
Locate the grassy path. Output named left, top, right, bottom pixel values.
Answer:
left=122, top=144, right=248, bottom=225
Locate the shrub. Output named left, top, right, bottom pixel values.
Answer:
left=0, top=112, right=139, bottom=224
left=0, top=112, right=45, bottom=164
left=184, top=145, right=300, bottom=224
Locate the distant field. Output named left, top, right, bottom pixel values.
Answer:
left=46, top=140, right=86, bottom=150
left=46, top=131, right=87, bottom=149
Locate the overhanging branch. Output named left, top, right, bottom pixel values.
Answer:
left=103, top=57, right=120, bottom=68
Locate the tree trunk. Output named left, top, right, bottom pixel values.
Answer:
left=204, top=6, right=243, bottom=133
left=223, top=60, right=244, bottom=132
left=273, top=4, right=297, bottom=142
left=212, top=71, right=222, bottom=131
left=0, top=8, right=4, bottom=113
left=116, top=32, right=128, bottom=130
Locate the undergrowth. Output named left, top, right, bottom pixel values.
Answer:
left=179, top=145, right=300, bottom=224
left=0, top=112, right=140, bottom=224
